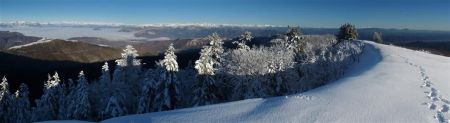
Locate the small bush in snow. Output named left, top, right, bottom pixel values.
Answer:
left=373, top=32, right=383, bottom=43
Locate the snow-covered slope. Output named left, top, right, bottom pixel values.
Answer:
left=8, top=37, right=51, bottom=49
left=99, top=41, right=449, bottom=123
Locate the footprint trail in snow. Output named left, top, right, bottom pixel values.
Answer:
left=402, top=57, right=449, bottom=123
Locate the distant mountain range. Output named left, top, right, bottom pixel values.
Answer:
left=1, top=28, right=449, bottom=64
left=0, top=31, right=219, bottom=64
left=0, top=31, right=41, bottom=50
left=0, top=31, right=122, bottom=63
left=0, top=21, right=279, bottom=28
left=1, top=23, right=449, bottom=65
left=2, top=21, right=449, bottom=43
left=393, top=41, right=450, bottom=57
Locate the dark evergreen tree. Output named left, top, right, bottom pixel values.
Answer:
left=285, top=26, right=305, bottom=52
left=137, top=71, right=158, bottom=114
left=191, top=33, right=226, bottom=106
left=13, top=83, right=31, bottom=123
left=233, top=31, right=253, bottom=50
left=0, top=76, right=14, bottom=123
left=68, top=71, right=91, bottom=120
left=154, top=44, right=181, bottom=111
left=90, top=62, right=112, bottom=120
left=337, top=23, right=358, bottom=42
left=102, top=96, right=126, bottom=119
left=111, top=45, right=142, bottom=114
left=32, top=72, right=64, bottom=121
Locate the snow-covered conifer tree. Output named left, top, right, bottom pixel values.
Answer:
left=191, top=75, right=218, bottom=106
left=192, top=46, right=219, bottom=106
left=177, top=60, right=197, bottom=105
left=53, top=73, right=67, bottom=117
left=58, top=78, right=79, bottom=120
left=284, top=26, right=304, bottom=52
left=56, top=79, right=71, bottom=120
left=102, top=96, right=126, bottom=119
left=233, top=31, right=253, bottom=50
left=33, top=72, right=63, bottom=121
left=46, top=72, right=61, bottom=89
left=99, top=62, right=111, bottom=85
left=161, top=43, right=178, bottom=72
left=113, top=45, right=142, bottom=88
left=137, top=72, right=157, bottom=114
left=116, top=45, right=141, bottom=68
left=0, top=76, right=14, bottom=122
left=91, top=62, right=112, bottom=119
left=191, top=33, right=226, bottom=103
left=195, top=47, right=215, bottom=75
left=153, top=44, right=181, bottom=111
left=207, top=33, right=224, bottom=64
left=266, top=61, right=286, bottom=96
left=194, top=33, right=224, bottom=75
left=13, top=83, right=31, bottom=123
left=283, top=27, right=311, bottom=82
left=111, top=45, right=142, bottom=114
left=68, top=71, right=91, bottom=120
left=220, top=44, right=296, bottom=100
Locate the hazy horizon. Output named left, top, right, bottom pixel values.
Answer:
left=1, top=0, right=449, bottom=31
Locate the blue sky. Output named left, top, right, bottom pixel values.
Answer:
left=1, top=0, right=449, bottom=30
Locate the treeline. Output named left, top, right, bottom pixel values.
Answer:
left=0, top=23, right=365, bottom=122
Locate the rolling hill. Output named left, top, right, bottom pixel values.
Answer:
left=0, top=31, right=41, bottom=50
left=5, top=39, right=122, bottom=63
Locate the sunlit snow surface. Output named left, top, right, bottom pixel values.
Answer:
left=44, top=41, right=450, bottom=123
left=0, top=26, right=143, bottom=41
